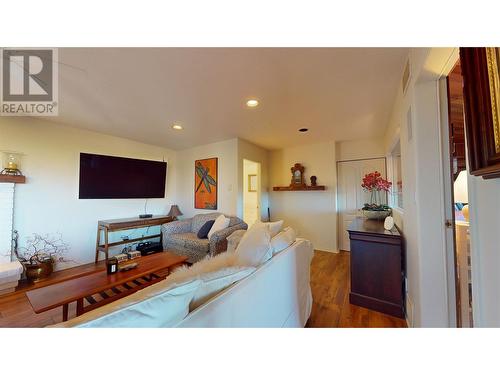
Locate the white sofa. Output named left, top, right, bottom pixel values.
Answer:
left=52, top=236, right=313, bottom=328
left=177, top=238, right=313, bottom=328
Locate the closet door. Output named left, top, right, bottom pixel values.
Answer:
left=337, top=158, right=386, bottom=251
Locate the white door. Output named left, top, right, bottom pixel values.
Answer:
left=337, top=158, right=387, bottom=251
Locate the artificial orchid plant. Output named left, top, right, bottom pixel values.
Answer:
left=361, top=171, right=392, bottom=211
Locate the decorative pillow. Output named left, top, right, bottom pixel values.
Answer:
left=52, top=278, right=201, bottom=328
left=208, top=215, right=230, bottom=240
left=226, top=229, right=246, bottom=252
left=271, top=226, right=297, bottom=254
left=197, top=219, right=215, bottom=239
left=267, top=220, right=284, bottom=237
left=235, top=221, right=272, bottom=267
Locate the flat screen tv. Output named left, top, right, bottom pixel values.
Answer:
left=79, top=153, right=167, bottom=199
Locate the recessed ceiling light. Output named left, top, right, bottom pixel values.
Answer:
left=246, top=99, right=259, bottom=107
left=299, top=128, right=309, bottom=132
left=172, top=124, right=183, bottom=130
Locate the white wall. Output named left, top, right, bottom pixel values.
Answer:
left=0, top=117, right=177, bottom=266
left=176, top=138, right=238, bottom=219
left=269, top=141, right=337, bottom=252
left=0, top=183, right=14, bottom=263
left=176, top=138, right=270, bottom=225
left=336, top=137, right=385, bottom=161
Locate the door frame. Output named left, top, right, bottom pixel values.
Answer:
left=438, top=72, right=460, bottom=328
left=242, top=159, right=261, bottom=225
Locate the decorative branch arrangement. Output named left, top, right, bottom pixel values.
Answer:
left=13, top=232, right=70, bottom=265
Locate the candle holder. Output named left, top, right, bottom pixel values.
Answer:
left=1, top=152, right=23, bottom=176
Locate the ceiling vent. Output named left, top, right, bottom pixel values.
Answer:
left=402, top=58, right=411, bottom=95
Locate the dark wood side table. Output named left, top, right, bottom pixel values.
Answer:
left=95, top=215, right=173, bottom=263
left=347, top=217, right=405, bottom=318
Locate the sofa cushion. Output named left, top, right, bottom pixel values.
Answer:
left=197, top=219, right=215, bottom=239
left=226, top=230, right=246, bottom=253
left=267, top=220, right=284, bottom=237
left=271, top=227, right=297, bottom=254
left=235, top=222, right=272, bottom=267
left=170, top=233, right=210, bottom=253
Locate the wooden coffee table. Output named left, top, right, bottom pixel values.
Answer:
left=26, top=252, right=188, bottom=322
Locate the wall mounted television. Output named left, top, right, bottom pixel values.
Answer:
left=79, top=153, right=167, bottom=199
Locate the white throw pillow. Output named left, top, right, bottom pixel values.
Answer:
left=271, top=226, right=297, bottom=255
left=52, top=278, right=201, bottom=328
left=208, top=214, right=231, bottom=240
left=267, top=220, right=284, bottom=237
left=235, top=221, right=272, bottom=267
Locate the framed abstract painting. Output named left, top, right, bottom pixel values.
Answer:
left=195, top=157, right=218, bottom=209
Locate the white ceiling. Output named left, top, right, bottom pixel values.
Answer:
left=51, top=48, right=408, bottom=150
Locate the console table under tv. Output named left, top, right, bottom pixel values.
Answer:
left=95, top=215, right=174, bottom=263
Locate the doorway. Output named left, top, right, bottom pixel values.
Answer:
left=441, top=59, right=473, bottom=327
left=243, top=159, right=261, bottom=226
left=336, top=157, right=387, bottom=251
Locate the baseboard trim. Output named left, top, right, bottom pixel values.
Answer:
left=314, top=248, right=340, bottom=254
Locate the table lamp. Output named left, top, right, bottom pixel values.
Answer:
left=167, top=205, right=183, bottom=220
left=454, top=170, right=469, bottom=222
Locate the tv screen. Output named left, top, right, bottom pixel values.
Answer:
left=79, top=153, right=167, bottom=199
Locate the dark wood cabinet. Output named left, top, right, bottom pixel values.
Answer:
left=347, top=218, right=405, bottom=318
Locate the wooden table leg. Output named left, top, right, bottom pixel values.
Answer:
left=62, top=303, right=69, bottom=322
left=76, top=298, right=84, bottom=316
left=104, top=227, right=109, bottom=263
left=95, top=226, right=101, bottom=264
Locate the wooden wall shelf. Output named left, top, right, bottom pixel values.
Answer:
left=273, top=185, right=326, bottom=191
left=0, top=175, right=26, bottom=183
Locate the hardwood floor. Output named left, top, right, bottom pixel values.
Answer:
left=0, top=250, right=407, bottom=328
left=306, top=250, right=407, bottom=328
